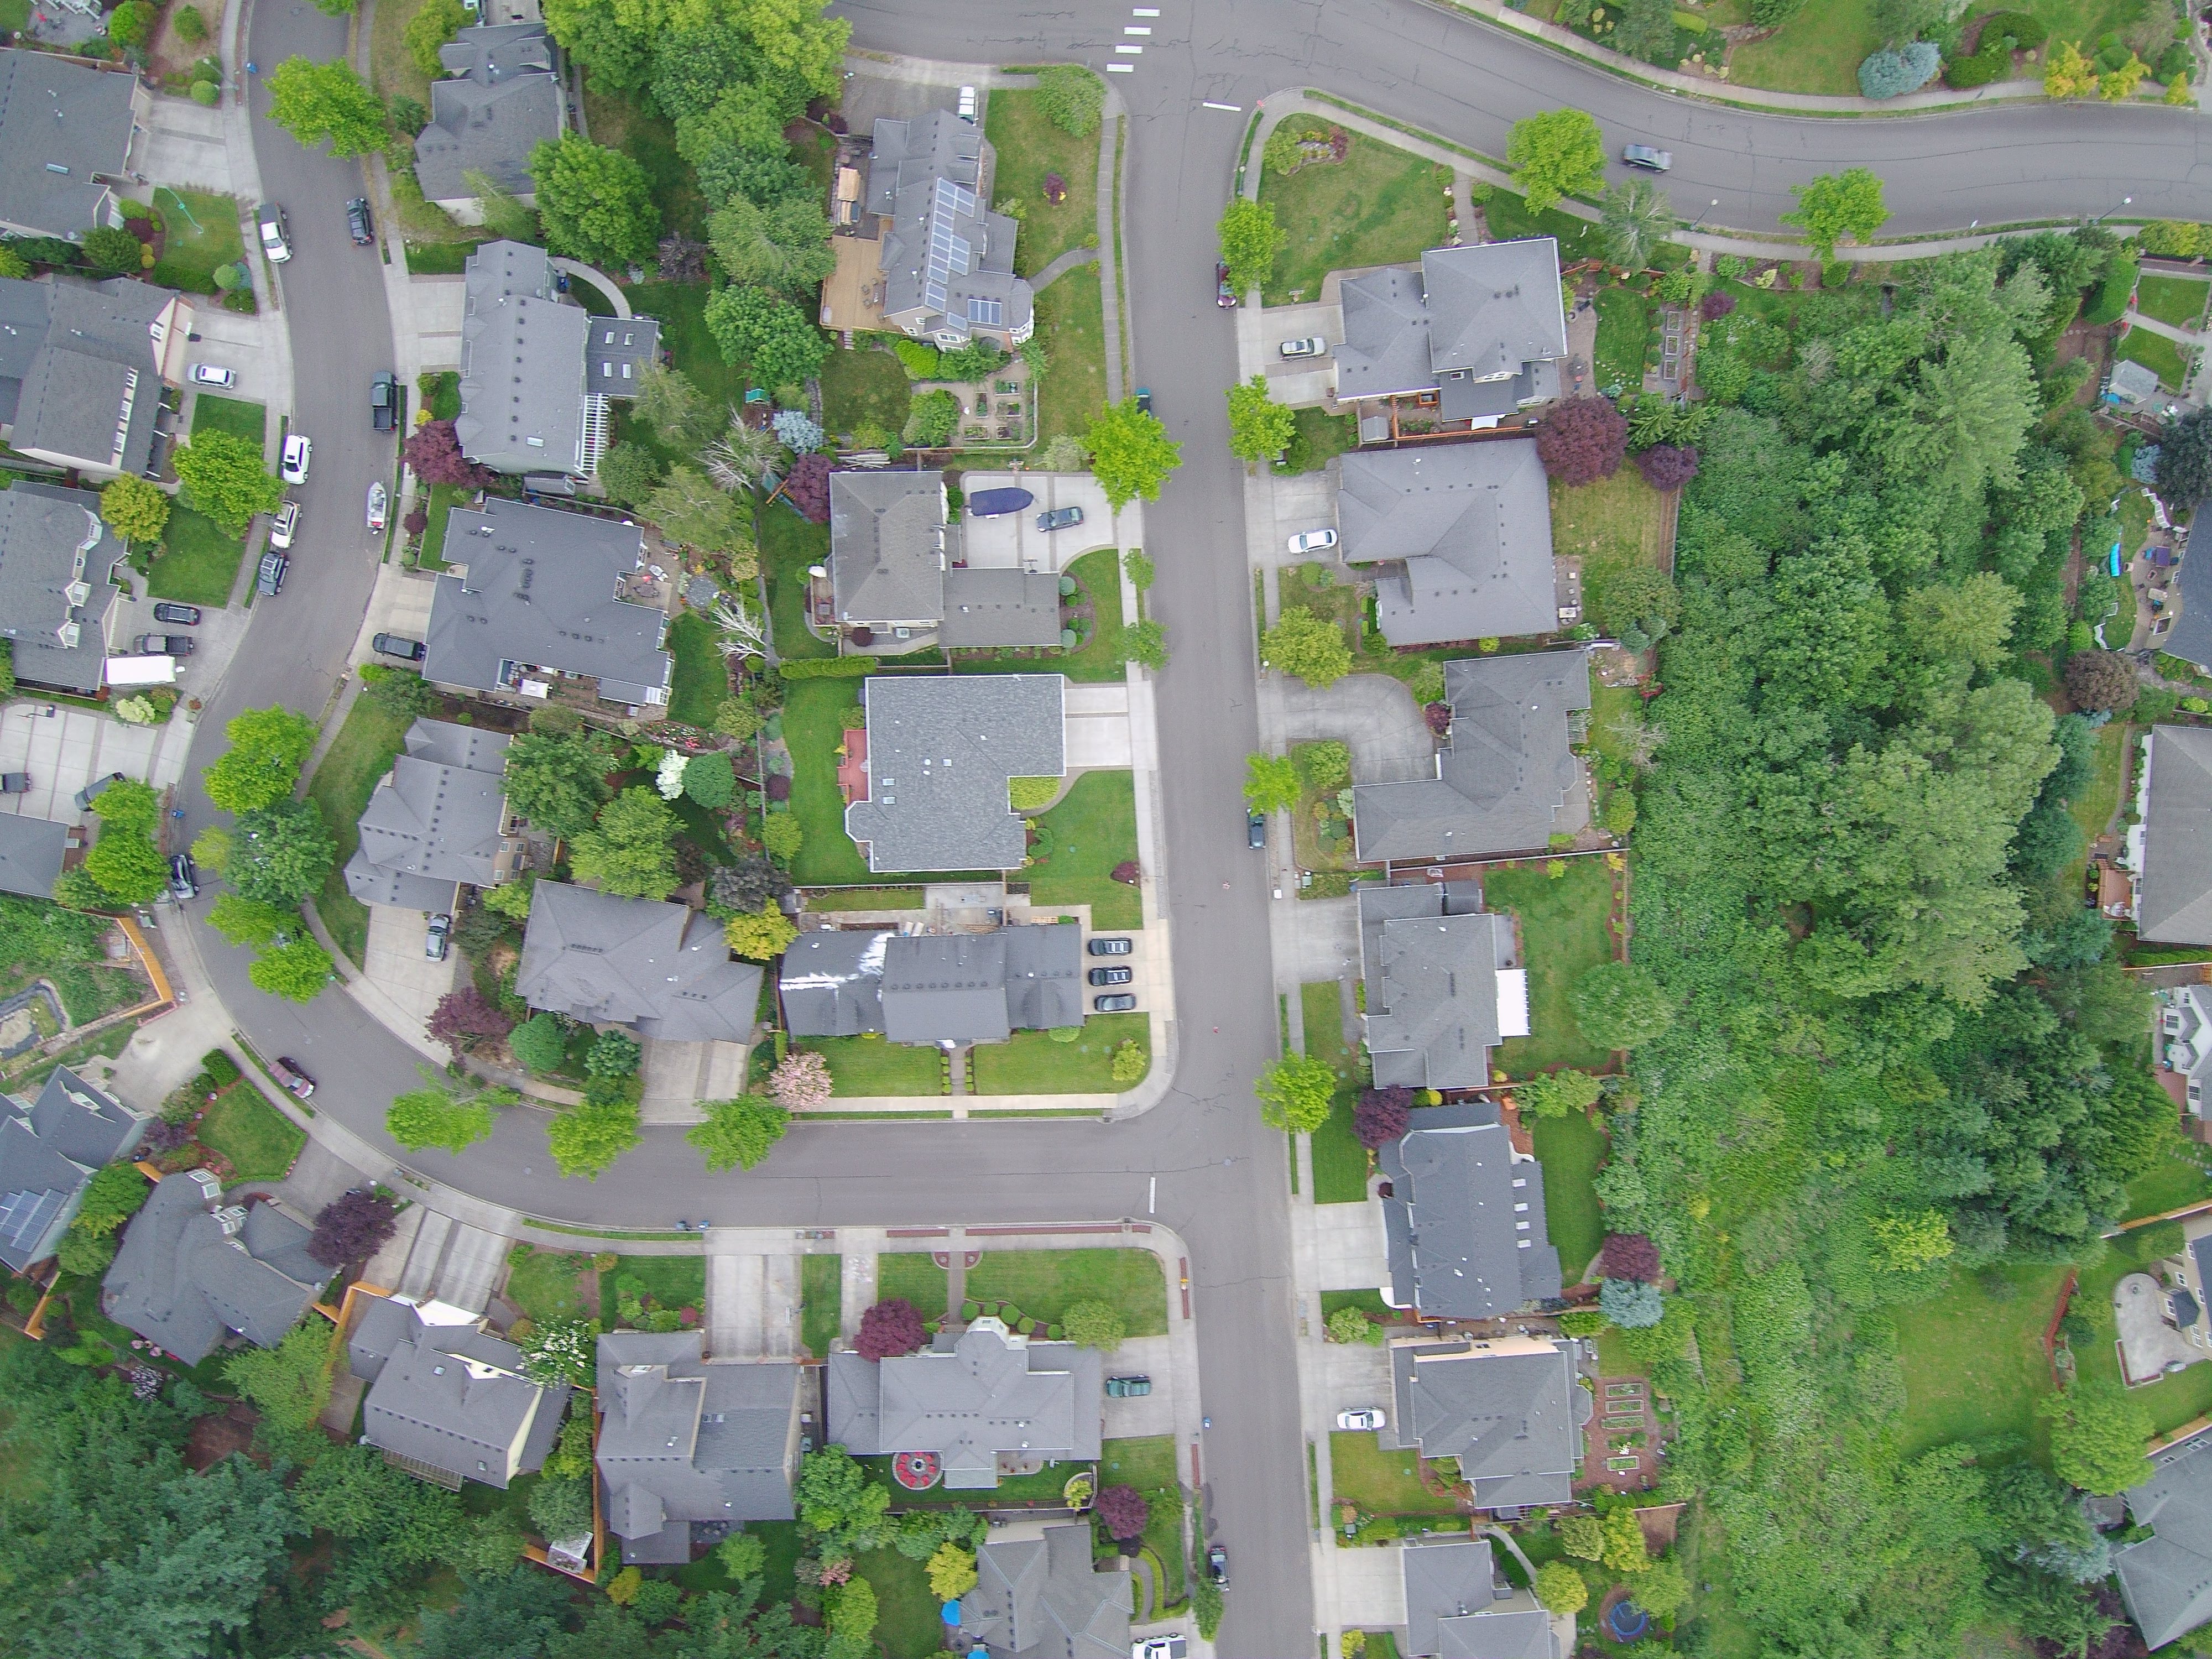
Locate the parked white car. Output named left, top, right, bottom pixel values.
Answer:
left=269, top=500, right=299, bottom=549
left=1335, top=1406, right=1387, bottom=1431
left=189, top=363, right=237, bottom=388
left=281, top=432, right=311, bottom=484
left=1279, top=336, right=1329, bottom=359
left=1287, top=528, right=1338, bottom=555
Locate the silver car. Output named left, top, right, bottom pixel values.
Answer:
left=1622, top=144, right=1672, bottom=171
left=1279, top=336, right=1328, bottom=359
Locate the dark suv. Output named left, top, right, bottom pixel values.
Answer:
left=371, top=372, right=399, bottom=432
left=134, top=633, right=194, bottom=656
left=257, top=549, right=288, bottom=596
left=346, top=196, right=375, bottom=246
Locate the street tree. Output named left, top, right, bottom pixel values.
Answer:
left=82, top=822, right=165, bottom=905
left=1225, top=374, right=1296, bottom=465
left=1217, top=197, right=1285, bottom=294
left=568, top=786, right=678, bottom=900
left=202, top=705, right=317, bottom=812
left=100, top=474, right=169, bottom=544
left=1506, top=108, right=1604, bottom=211
left=205, top=894, right=291, bottom=948
left=1255, top=1052, right=1336, bottom=1134
left=1120, top=618, right=1169, bottom=671
left=265, top=57, right=389, bottom=157
left=225, top=800, right=337, bottom=907
left=547, top=1095, right=641, bottom=1180
left=854, top=1297, right=928, bottom=1360
left=387, top=1084, right=497, bottom=1153
left=1242, top=752, right=1300, bottom=813
left=1599, top=179, right=1675, bottom=271
left=687, top=1094, right=791, bottom=1171
left=1086, top=397, right=1182, bottom=509
left=1571, top=959, right=1675, bottom=1050
left=500, top=728, right=614, bottom=841
left=1261, top=607, right=1352, bottom=688
left=708, top=194, right=837, bottom=295
left=1781, top=167, right=1890, bottom=260
left=173, top=430, right=282, bottom=536
left=703, top=285, right=830, bottom=387
left=529, top=134, right=661, bottom=266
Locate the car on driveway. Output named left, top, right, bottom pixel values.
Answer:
left=134, top=634, right=194, bottom=656
left=269, top=500, right=299, bottom=549
left=1248, top=811, right=1267, bottom=849
left=1215, top=260, right=1237, bottom=307
left=168, top=853, right=197, bottom=900
left=257, top=549, right=289, bottom=595
left=1037, top=505, right=1084, bottom=533
left=1336, top=1406, right=1387, bottom=1431
left=151, top=602, right=200, bottom=627
left=371, top=372, right=399, bottom=432
left=1206, top=1545, right=1228, bottom=1588
left=346, top=196, right=375, bottom=246
left=1088, top=936, right=1133, bottom=956
left=73, top=771, right=125, bottom=811
left=1094, top=993, right=1138, bottom=1012
left=189, top=364, right=237, bottom=388
left=281, top=432, right=311, bottom=484
left=1089, top=966, right=1133, bottom=986
left=1105, top=1374, right=1152, bottom=1397
left=257, top=202, right=291, bottom=263
left=425, top=913, right=451, bottom=960
left=270, top=1057, right=316, bottom=1100
left=373, top=633, right=425, bottom=661
left=1133, top=1638, right=1186, bottom=1659
left=1279, top=336, right=1328, bottom=359
left=1287, top=528, right=1338, bottom=555
left=1622, top=144, right=1672, bottom=171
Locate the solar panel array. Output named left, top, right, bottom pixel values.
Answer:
left=924, top=177, right=977, bottom=311
left=966, top=296, right=1002, bottom=326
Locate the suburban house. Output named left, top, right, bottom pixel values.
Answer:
left=827, top=1315, right=1103, bottom=1489
left=845, top=674, right=1066, bottom=873
left=0, top=275, right=192, bottom=478
left=454, top=240, right=659, bottom=479
left=0, top=815, right=69, bottom=899
left=349, top=1292, right=570, bottom=1490
left=0, top=51, right=145, bottom=241
left=102, top=1171, right=328, bottom=1365
left=0, top=1066, right=149, bottom=1273
left=2117, top=1426, right=2212, bottom=1651
left=413, top=23, right=562, bottom=222
left=1379, top=1100, right=1562, bottom=1317
left=2132, top=724, right=2212, bottom=946
left=865, top=108, right=1032, bottom=349
left=1333, top=238, right=1567, bottom=423
left=778, top=922, right=1084, bottom=1046
left=342, top=717, right=520, bottom=911
left=420, top=496, right=674, bottom=708
left=2161, top=983, right=2212, bottom=1135
left=1358, top=881, right=1528, bottom=1092
left=596, top=1332, right=804, bottom=1563
left=1389, top=1333, right=1588, bottom=1509
left=1334, top=440, right=1559, bottom=647
left=0, top=481, right=126, bottom=695
left=828, top=470, right=1061, bottom=648
left=1352, top=651, right=1592, bottom=864
left=515, top=881, right=762, bottom=1044
left=959, top=1524, right=1133, bottom=1659
left=1401, top=1538, right=1562, bottom=1659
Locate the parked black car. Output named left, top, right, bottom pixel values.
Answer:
left=1207, top=1545, right=1228, bottom=1587
left=150, top=602, right=201, bottom=626
left=1087, top=936, right=1133, bottom=956
left=258, top=549, right=288, bottom=595
left=346, top=196, right=375, bottom=246
left=1088, top=966, right=1133, bottom=986
left=1094, top=993, right=1138, bottom=1013
left=371, top=371, right=399, bottom=432
left=134, top=634, right=194, bottom=656
left=373, top=633, right=426, bottom=661
left=73, top=771, right=126, bottom=811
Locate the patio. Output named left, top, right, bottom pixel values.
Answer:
left=2114, top=1270, right=2208, bottom=1385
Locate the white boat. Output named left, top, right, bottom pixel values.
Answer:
left=366, top=481, right=388, bottom=532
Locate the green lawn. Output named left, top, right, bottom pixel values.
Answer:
left=145, top=507, right=245, bottom=607
left=1025, top=769, right=1142, bottom=928
left=2138, top=274, right=2211, bottom=331
left=965, top=1246, right=1167, bottom=1337
left=761, top=505, right=835, bottom=660
left=1481, top=190, right=1598, bottom=264
left=149, top=187, right=244, bottom=295
left=800, top=1033, right=944, bottom=1096
left=676, top=1520, right=802, bottom=1602
left=875, top=1251, right=950, bottom=1316
left=665, top=610, right=727, bottom=726
left=195, top=1084, right=304, bottom=1182
left=631, top=281, right=748, bottom=405
left=1277, top=406, right=1358, bottom=474
left=504, top=1247, right=594, bottom=1323
left=305, top=688, right=417, bottom=968
left=801, top=1253, right=841, bottom=1358
left=1593, top=285, right=1652, bottom=396
left=985, top=88, right=1102, bottom=275
left=190, top=394, right=266, bottom=446
left=1034, top=269, right=1107, bottom=450
left=1303, top=980, right=1371, bottom=1204
left=611, top=1254, right=706, bottom=1313
left=1328, top=1431, right=1462, bottom=1515
left=1551, top=469, right=1668, bottom=625
left=1102, top=1434, right=1186, bottom=1606
left=1531, top=1108, right=1607, bottom=1284
left=2075, top=1230, right=2212, bottom=1438
left=2070, top=716, right=2128, bottom=844
left=782, top=677, right=873, bottom=885
left=951, top=545, right=1128, bottom=684
left=2124, top=1147, right=2212, bottom=1221
left=404, top=239, right=485, bottom=275
left=1724, top=0, right=1881, bottom=93
left=416, top=482, right=471, bottom=571
left=2119, top=326, right=2194, bottom=393
left=1485, top=859, right=1616, bottom=1076
left=1321, top=1288, right=1393, bottom=1322
left=1259, top=129, right=1450, bottom=306
left=1892, top=1262, right=2068, bottom=1457
left=820, top=345, right=912, bottom=437
left=802, top=887, right=926, bottom=911
left=853, top=1548, right=947, bottom=1659
left=970, top=1010, right=1149, bottom=1094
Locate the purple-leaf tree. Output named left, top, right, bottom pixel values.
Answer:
left=1699, top=290, right=1736, bottom=321
left=308, top=1189, right=400, bottom=1269
left=1535, top=395, right=1629, bottom=486
left=783, top=452, right=832, bottom=524
left=403, top=419, right=497, bottom=488
left=854, top=1296, right=928, bottom=1360
left=426, top=985, right=514, bottom=1051
left=1354, top=1087, right=1415, bottom=1150
left=1094, top=1484, right=1149, bottom=1540
left=1599, top=1232, right=1662, bottom=1284
left=1632, top=444, right=1700, bottom=491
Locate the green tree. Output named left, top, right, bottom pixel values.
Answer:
left=507, top=1013, right=568, bottom=1073
left=201, top=705, right=317, bottom=813
left=265, top=57, right=389, bottom=157
left=547, top=1096, right=641, bottom=1180
left=1297, top=739, right=1351, bottom=792
left=1632, top=1558, right=1690, bottom=1618
left=1558, top=1512, right=1604, bottom=1559
left=90, top=777, right=158, bottom=831
left=795, top=1445, right=893, bottom=1554
left=1517, top=1069, right=1604, bottom=1118
left=101, top=2, right=154, bottom=46
left=1062, top=1298, right=1126, bottom=1349
left=570, top=786, right=679, bottom=900
left=1243, top=752, right=1300, bottom=813
left=1326, top=1305, right=1384, bottom=1345
left=528, top=1470, right=594, bottom=1538
left=74, top=1161, right=150, bottom=1234
left=225, top=1321, right=334, bottom=1460
left=1506, top=108, right=1604, bottom=212
left=597, top=440, right=663, bottom=506
left=83, top=823, right=165, bottom=905
left=99, top=473, right=169, bottom=544
left=1535, top=1560, right=1589, bottom=1615
left=703, top=285, right=830, bottom=387
left=1226, top=374, right=1296, bottom=465
left=529, top=134, right=661, bottom=265
left=725, top=905, right=799, bottom=960
left=927, top=1540, right=979, bottom=1601
left=2041, top=1382, right=2153, bottom=1494
left=688, top=1094, right=791, bottom=1172
left=387, top=1084, right=497, bottom=1153
left=1781, top=167, right=1890, bottom=260
left=708, top=194, right=837, bottom=295
left=1086, top=396, right=1182, bottom=510
left=647, top=464, right=753, bottom=557
left=405, top=0, right=468, bottom=73
left=173, top=430, right=282, bottom=538
left=1871, top=1208, right=1955, bottom=1272
left=224, top=800, right=337, bottom=906
left=206, top=895, right=294, bottom=947
left=684, top=750, right=737, bottom=807
left=1036, top=64, right=1104, bottom=134
left=1571, top=960, right=1673, bottom=1050
left=760, top=812, right=804, bottom=862
left=1261, top=607, right=1352, bottom=688
left=1217, top=197, right=1286, bottom=295
left=500, top=729, right=613, bottom=842
left=632, top=364, right=721, bottom=448
left=1255, top=1052, right=1335, bottom=1134
left=1599, top=178, right=1675, bottom=271
left=827, top=1575, right=878, bottom=1647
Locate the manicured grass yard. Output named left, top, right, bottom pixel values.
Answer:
left=2070, top=716, right=2128, bottom=844
left=1102, top=1433, right=1186, bottom=1606
left=985, top=88, right=1102, bottom=275
left=1259, top=130, right=1450, bottom=306
left=504, top=1247, right=594, bottom=1323
left=1481, top=189, right=1598, bottom=264
left=664, top=610, right=728, bottom=726
left=820, top=344, right=912, bottom=437
left=1303, top=980, right=1371, bottom=1205
left=1724, top=0, right=1881, bottom=94
left=1485, top=859, right=1616, bottom=1076
left=1892, top=1261, right=2068, bottom=1457
left=631, top=281, right=747, bottom=405
left=853, top=1548, right=946, bottom=1659
left=970, top=1010, right=1148, bottom=1094
left=1551, top=469, right=1667, bottom=612
left=2138, top=274, right=2211, bottom=331
left=875, top=1251, right=949, bottom=1315
left=1530, top=1108, right=1607, bottom=1284
left=2124, top=1147, right=2212, bottom=1221
left=195, top=1083, right=304, bottom=1182
left=1035, top=271, right=1107, bottom=450
left=150, top=187, right=245, bottom=295
left=145, top=507, right=246, bottom=608
left=305, top=687, right=416, bottom=967
left=419, top=371, right=461, bottom=422
left=761, top=506, right=835, bottom=660
left=1593, top=285, right=1652, bottom=395
left=676, top=1520, right=802, bottom=1604
left=1025, top=769, right=1142, bottom=929
left=1322, top=1288, right=1393, bottom=1322
left=2119, top=325, right=2193, bottom=393
left=415, top=483, right=471, bottom=571
left=191, top=394, right=267, bottom=446
left=611, top=1254, right=706, bottom=1314
left=1328, top=1430, right=1462, bottom=1515
left=801, top=1253, right=841, bottom=1357
left=800, top=1033, right=945, bottom=1096
left=964, top=1246, right=1167, bottom=1337
left=804, top=887, right=926, bottom=911
left=782, top=677, right=873, bottom=885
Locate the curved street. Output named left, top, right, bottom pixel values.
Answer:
left=163, top=2, right=2212, bottom=1653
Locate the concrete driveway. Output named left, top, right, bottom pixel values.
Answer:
left=0, top=702, right=196, bottom=822
left=351, top=566, right=439, bottom=667
left=1259, top=301, right=1344, bottom=405
left=961, top=470, right=1115, bottom=572
left=110, top=586, right=255, bottom=702
left=140, top=98, right=237, bottom=195
left=1065, top=684, right=1134, bottom=768
left=179, top=307, right=285, bottom=417
left=362, top=905, right=459, bottom=1031
left=1100, top=1334, right=1175, bottom=1438
left=641, top=1037, right=750, bottom=1126
left=1281, top=675, right=1437, bottom=785
left=1263, top=473, right=1341, bottom=567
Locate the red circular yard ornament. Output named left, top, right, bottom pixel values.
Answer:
left=894, top=1452, right=943, bottom=1490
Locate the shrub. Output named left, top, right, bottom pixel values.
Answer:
left=1036, top=65, right=1104, bottom=135
left=855, top=1297, right=927, bottom=1360
left=1354, top=1087, right=1413, bottom=1148
left=1094, top=1484, right=1149, bottom=1540
left=890, top=336, right=941, bottom=378
left=1600, top=1276, right=1666, bottom=1327
left=1858, top=42, right=1942, bottom=98
left=2065, top=649, right=2139, bottom=712
left=308, top=1190, right=399, bottom=1267
left=1600, top=1232, right=1662, bottom=1281
left=1945, top=33, right=2013, bottom=86
left=1535, top=396, right=1628, bottom=485
left=1632, top=443, right=1700, bottom=489
left=1327, top=1304, right=1386, bottom=1345
left=508, top=1012, right=570, bottom=1073
left=173, top=4, right=208, bottom=42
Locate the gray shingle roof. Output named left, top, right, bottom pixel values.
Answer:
left=455, top=241, right=593, bottom=475
left=1353, top=651, right=1590, bottom=864
left=826, top=1322, right=1102, bottom=1487
left=942, top=568, right=1064, bottom=648
left=437, top=20, right=554, bottom=79
left=585, top=315, right=660, bottom=398
left=0, top=51, right=134, bottom=239
left=1380, top=1102, right=1562, bottom=1317
left=846, top=674, right=1065, bottom=873
left=962, top=1524, right=1132, bottom=1659
left=1390, top=1337, right=1585, bottom=1505
left=1422, top=242, right=1569, bottom=381
left=2119, top=1428, right=2212, bottom=1650
left=875, top=924, right=1083, bottom=1045
left=343, top=717, right=512, bottom=910
left=778, top=928, right=890, bottom=1036
left=102, top=1174, right=327, bottom=1365
left=0, top=1068, right=145, bottom=1272
left=415, top=72, right=563, bottom=204
left=595, top=1332, right=800, bottom=1548
left=0, top=813, right=67, bottom=899
left=515, top=881, right=762, bottom=1042
left=0, top=481, right=124, bottom=694
left=867, top=111, right=1032, bottom=346
left=1336, top=267, right=1435, bottom=400
left=831, top=469, right=950, bottom=628
left=2142, top=724, right=2212, bottom=945
left=420, top=496, right=671, bottom=702
left=1401, top=1540, right=1556, bottom=1659
left=1337, top=440, right=1558, bottom=647
left=357, top=1297, right=570, bottom=1488
left=1358, top=883, right=1517, bottom=1091
left=2166, top=542, right=2212, bottom=675
left=4, top=278, right=179, bottom=476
